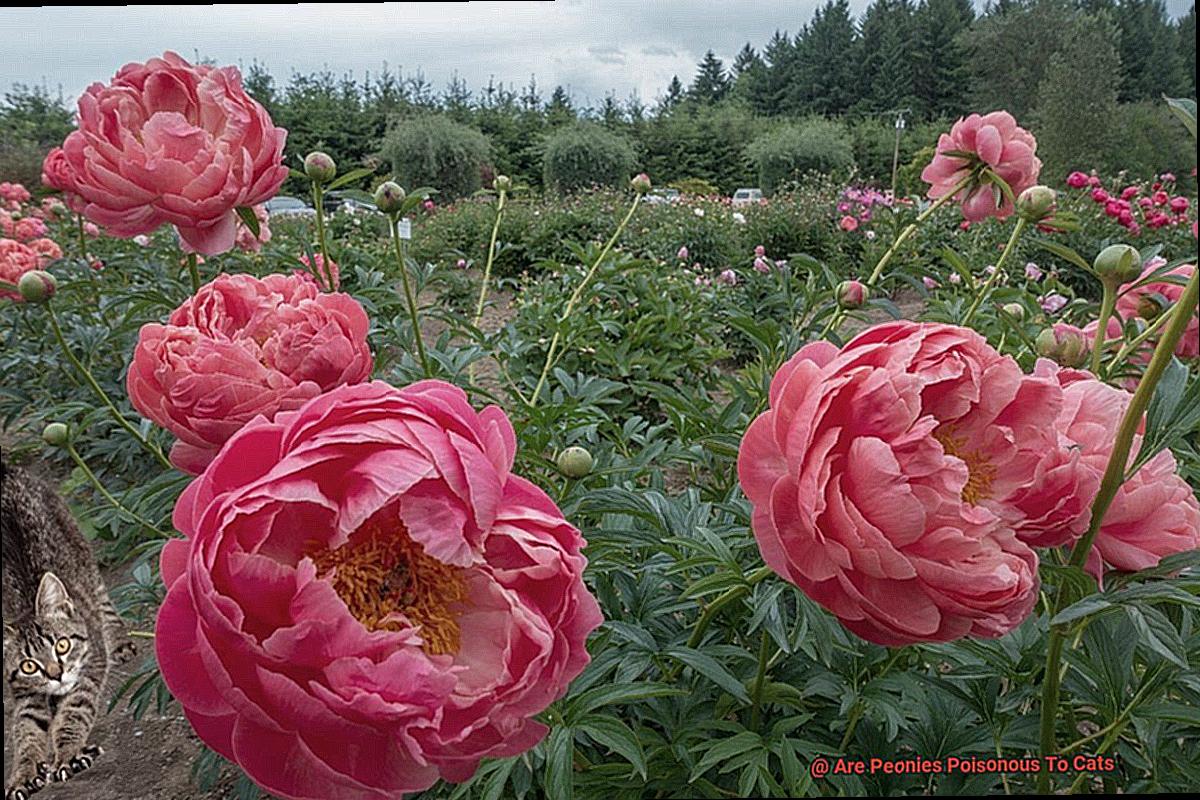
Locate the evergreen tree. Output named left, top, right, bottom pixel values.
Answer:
left=658, top=75, right=685, bottom=115
left=967, top=0, right=1075, bottom=119
left=1180, top=5, right=1197, bottom=96
left=1034, top=9, right=1122, bottom=178
left=689, top=50, right=731, bottom=103
left=754, top=31, right=797, bottom=115
left=1113, top=0, right=1187, bottom=101
left=856, top=0, right=919, bottom=112
left=546, top=85, right=575, bottom=126
left=791, top=0, right=859, bottom=115
left=731, top=43, right=769, bottom=106
left=912, top=0, right=975, bottom=117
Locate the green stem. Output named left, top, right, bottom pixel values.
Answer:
left=528, top=194, right=641, bottom=407
left=473, top=189, right=507, bottom=328
left=1037, top=268, right=1199, bottom=793
left=65, top=443, right=169, bottom=536
left=665, top=566, right=773, bottom=682
left=1090, top=282, right=1118, bottom=374
left=46, top=307, right=174, bottom=470
left=185, top=252, right=200, bottom=294
left=76, top=213, right=89, bottom=263
left=312, top=182, right=331, bottom=288
left=961, top=217, right=1028, bottom=326
left=1103, top=305, right=1175, bottom=380
left=749, top=630, right=772, bottom=730
left=390, top=216, right=431, bottom=376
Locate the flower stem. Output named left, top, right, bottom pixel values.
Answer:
left=46, top=306, right=174, bottom=470
left=1089, top=282, right=1118, bottom=374
left=185, top=252, right=200, bottom=294
left=961, top=217, right=1028, bottom=326
left=75, top=214, right=90, bottom=263
left=312, top=182, right=331, bottom=286
left=1103, top=306, right=1174, bottom=380
left=749, top=629, right=772, bottom=730
left=65, top=443, right=169, bottom=536
left=528, top=194, right=641, bottom=406
left=1036, top=267, right=1198, bottom=793
left=665, top=565, right=773, bottom=682
left=469, top=189, right=507, bottom=382
left=390, top=216, right=431, bottom=376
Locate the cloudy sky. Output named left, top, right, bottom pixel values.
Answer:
left=1, top=1, right=1194, bottom=109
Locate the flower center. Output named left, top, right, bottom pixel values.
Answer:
left=309, top=517, right=467, bottom=655
left=935, top=428, right=996, bottom=506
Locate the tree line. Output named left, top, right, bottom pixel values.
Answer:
left=1, top=0, right=1195, bottom=195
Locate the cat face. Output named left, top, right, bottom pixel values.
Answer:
left=4, top=573, right=91, bottom=696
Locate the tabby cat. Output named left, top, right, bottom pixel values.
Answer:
left=2, top=461, right=134, bottom=800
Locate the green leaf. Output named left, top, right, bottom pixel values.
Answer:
left=1126, top=606, right=1187, bottom=668
left=543, top=725, right=575, bottom=800
left=664, top=646, right=752, bottom=704
left=690, top=731, right=763, bottom=781
left=235, top=206, right=260, bottom=239
left=1032, top=238, right=1094, bottom=276
left=325, top=166, right=377, bottom=191
left=1165, top=96, right=1197, bottom=139
left=578, top=714, right=647, bottom=778
left=565, top=682, right=686, bottom=721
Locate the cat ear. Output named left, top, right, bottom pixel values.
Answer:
left=36, top=573, right=75, bottom=619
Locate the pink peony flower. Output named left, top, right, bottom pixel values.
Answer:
left=1039, top=292, right=1069, bottom=314
left=156, top=380, right=602, bottom=799
left=40, top=147, right=86, bottom=213
left=298, top=252, right=340, bottom=292
left=717, top=268, right=738, bottom=286
left=234, top=204, right=272, bottom=253
left=128, top=273, right=372, bottom=473
left=922, top=275, right=940, bottom=290
left=1169, top=196, right=1190, bottom=214
left=60, top=51, right=287, bottom=255
left=1024, top=262, right=1043, bottom=281
left=839, top=215, right=859, bottom=232
left=738, top=322, right=1048, bottom=646
left=0, top=182, right=31, bottom=208
left=754, top=244, right=766, bottom=258
left=753, top=257, right=771, bottom=274
left=677, top=245, right=689, bottom=261
left=1, top=238, right=50, bottom=301
left=1066, top=172, right=1089, bottom=189
left=1035, top=363, right=1200, bottom=572
left=1116, top=262, right=1198, bottom=359
left=920, top=111, right=1041, bottom=222
left=12, top=217, right=47, bottom=242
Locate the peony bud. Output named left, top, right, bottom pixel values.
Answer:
left=630, top=173, right=652, bottom=195
left=17, top=270, right=57, bottom=303
left=1001, top=302, right=1026, bottom=320
left=1016, top=185, right=1056, bottom=222
left=373, top=181, right=406, bottom=215
left=556, top=446, right=594, bottom=478
left=303, top=151, right=337, bottom=184
left=493, top=174, right=512, bottom=193
left=1093, top=244, right=1142, bottom=285
left=836, top=280, right=868, bottom=309
left=42, top=422, right=69, bottom=447
left=1136, top=292, right=1168, bottom=321
left=1035, top=325, right=1088, bottom=368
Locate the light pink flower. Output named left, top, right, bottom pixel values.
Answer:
left=738, top=322, right=1047, bottom=646
left=234, top=204, right=272, bottom=253
left=920, top=111, right=1042, bottom=222
left=1024, top=262, right=1043, bottom=281
left=677, top=245, right=689, bottom=261
left=128, top=273, right=372, bottom=473
left=839, top=215, right=859, bottom=232
left=1039, top=292, right=1068, bottom=314
left=1116, top=262, right=1197, bottom=359
left=1, top=238, right=53, bottom=301
left=298, top=252, right=340, bottom=292
left=1035, top=362, right=1200, bottom=572
left=60, top=51, right=287, bottom=255
left=717, top=268, right=738, bottom=286
left=156, top=380, right=602, bottom=799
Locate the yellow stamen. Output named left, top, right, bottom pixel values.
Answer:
left=309, top=517, right=467, bottom=655
left=935, top=427, right=996, bottom=505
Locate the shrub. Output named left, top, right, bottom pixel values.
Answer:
left=668, top=177, right=721, bottom=196
left=542, top=123, right=637, bottom=194
left=379, top=114, right=491, bottom=199
left=745, top=118, right=855, bottom=194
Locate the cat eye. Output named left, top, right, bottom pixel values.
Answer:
left=54, top=637, right=72, bottom=655
left=19, top=659, right=39, bottom=675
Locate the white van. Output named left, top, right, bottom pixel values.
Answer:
left=731, top=188, right=763, bottom=207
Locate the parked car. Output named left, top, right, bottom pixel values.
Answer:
left=265, top=196, right=316, bottom=218
left=731, top=188, right=764, bottom=207
left=643, top=188, right=682, bottom=206
left=326, top=191, right=378, bottom=214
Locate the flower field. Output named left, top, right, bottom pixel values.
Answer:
left=1, top=49, right=1199, bottom=800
